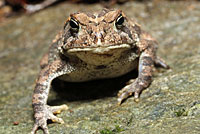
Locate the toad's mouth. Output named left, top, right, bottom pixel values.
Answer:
left=66, top=44, right=131, bottom=54
left=64, top=43, right=132, bottom=65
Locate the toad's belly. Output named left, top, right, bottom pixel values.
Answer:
left=59, top=58, right=138, bottom=82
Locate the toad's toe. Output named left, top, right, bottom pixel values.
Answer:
left=48, top=104, right=68, bottom=114
left=31, top=104, right=68, bottom=134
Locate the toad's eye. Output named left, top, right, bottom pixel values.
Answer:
left=115, top=15, right=124, bottom=29
left=69, top=18, right=79, bottom=31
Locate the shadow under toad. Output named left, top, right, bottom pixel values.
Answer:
left=48, top=70, right=138, bottom=105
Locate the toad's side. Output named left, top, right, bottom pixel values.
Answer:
left=31, top=9, right=169, bottom=134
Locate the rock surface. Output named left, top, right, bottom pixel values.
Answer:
left=0, top=1, right=200, bottom=134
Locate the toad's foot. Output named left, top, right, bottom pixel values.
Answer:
left=117, top=79, right=141, bottom=105
left=31, top=104, right=68, bottom=134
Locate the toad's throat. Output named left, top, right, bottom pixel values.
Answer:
left=66, top=44, right=131, bottom=65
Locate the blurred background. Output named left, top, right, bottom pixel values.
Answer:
left=0, top=0, right=199, bottom=20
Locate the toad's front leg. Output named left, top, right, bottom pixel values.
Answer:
left=118, top=39, right=156, bottom=104
left=31, top=60, right=73, bottom=134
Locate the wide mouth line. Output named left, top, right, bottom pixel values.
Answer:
left=66, top=43, right=131, bottom=53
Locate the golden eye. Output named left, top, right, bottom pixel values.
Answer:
left=69, top=18, right=79, bottom=31
left=115, top=15, right=124, bottom=29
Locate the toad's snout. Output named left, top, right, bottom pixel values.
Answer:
left=92, top=32, right=105, bottom=46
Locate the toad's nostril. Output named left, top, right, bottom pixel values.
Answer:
left=95, top=33, right=102, bottom=38
left=93, top=32, right=103, bottom=45
left=95, top=32, right=105, bottom=45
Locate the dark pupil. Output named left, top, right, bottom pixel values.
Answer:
left=116, top=16, right=124, bottom=26
left=70, top=19, right=79, bottom=29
